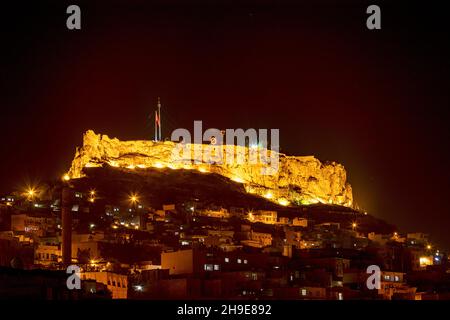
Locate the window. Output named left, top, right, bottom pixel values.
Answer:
left=112, top=281, right=116, bottom=287
left=338, top=292, right=343, bottom=300
left=214, top=264, right=220, bottom=271
left=237, top=259, right=242, bottom=264
left=394, top=276, right=399, bottom=282
left=224, top=257, right=229, bottom=263
left=204, top=264, right=213, bottom=271
left=301, top=289, right=307, bottom=296
left=243, top=259, right=248, bottom=264
left=384, top=275, right=390, bottom=281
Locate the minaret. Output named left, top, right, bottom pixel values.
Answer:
left=61, top=187, right=72, bottom=266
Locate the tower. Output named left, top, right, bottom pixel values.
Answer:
left=61, top=186, right=72, bottom=266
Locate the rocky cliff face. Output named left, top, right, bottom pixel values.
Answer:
left=67, top=130, right=353, bottom=207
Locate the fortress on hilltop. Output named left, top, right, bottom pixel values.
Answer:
left=66, top=130, right=353, bottom=208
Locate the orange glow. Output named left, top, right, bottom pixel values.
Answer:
left=129, top=193, right=139, bottom=203
left=63, top=174, right=70, bottom=181
left=278, top=198, right=290, bottom=206
left=264, top=192, right=273, bottom=199
left=109, top=161, right=119, bottom=167
left=25, top=188, right=37, bottom=199
left=419, top=256, right=432, bottom=267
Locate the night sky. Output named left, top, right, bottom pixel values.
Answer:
left=1, top=1, right=449, bottom=246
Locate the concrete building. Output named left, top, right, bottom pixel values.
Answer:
left=81, top=271, right=128, bottom=299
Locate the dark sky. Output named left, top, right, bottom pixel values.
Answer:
left=1, top=1, right=449, bottom=247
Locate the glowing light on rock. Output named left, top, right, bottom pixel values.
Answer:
left=199, top=167, right=209, bottom=173
left=278, top=198, right=290, bottom=206
left=137, top=164, right=147, bottom=169
left=109, top=161, right=119, bottom=167
left=67, top=130, right=355, bottom=207
left=63, top=174, right=70, bottom=181
left=231, top=177, right=244, bottom=183
left=127, top=165, right=136, bottom=169
left=264, top=192, right=273, bottom=199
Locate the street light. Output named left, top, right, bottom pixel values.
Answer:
left=351, top=222, right=357, bottom=230
left=130, top=194, right=139, bottom=204
left=89, top=189, right=96, bottom=203
left=26, top=188, right=35, bottom=200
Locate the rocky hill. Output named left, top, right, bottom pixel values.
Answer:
left=66, top=130, right=353, bottom=207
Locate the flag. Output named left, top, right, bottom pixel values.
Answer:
left=155, top=110, right=160, bottom=126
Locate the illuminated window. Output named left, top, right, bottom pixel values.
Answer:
left=301, top=289, right=307, bottom=296
left=224, top=257, right=229, bottom=263
left=244, top=259, right=248, bottom=264
left=338, top=293, right=343, bottom=300
left=384, top=275, right=390, bottom=281
left=204, top=264, right=213, bottom=271
left=214, top=264, right=220, bottom=271
left=237, top=259, right=242, bottom=264
left=394, top=276, right=399, bottom=282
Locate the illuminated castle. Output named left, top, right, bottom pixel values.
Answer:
left=65, top=130, right=353, bottom=207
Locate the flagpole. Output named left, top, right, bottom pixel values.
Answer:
left=158, top=97, right=162, bottom=141
left=155, top=110, right=158, bottom=141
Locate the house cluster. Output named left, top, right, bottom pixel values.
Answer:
left=0, top=189, right=449, bottom=300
